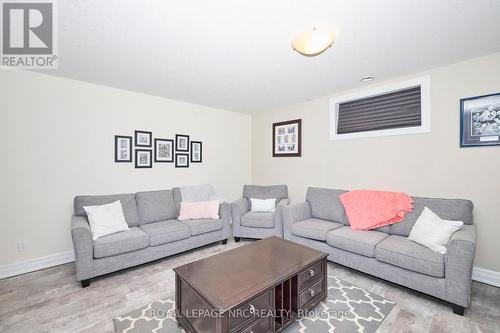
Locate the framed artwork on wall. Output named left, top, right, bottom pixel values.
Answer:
left=114, top=135, right=132, bottom=162
left=135, top=149, right=152, bottom=168
left=460, top=93, right=500, bottom=147
left=191, top=141, right=202, bottom=163
left=175, top=153, right=189, bottom=168
left=154, top=138, right=174, bottom=162
left=272, top=119, right=302, bottom=157
left=135, top=130, right=152, bottom=147
left=176, top=134, right=190, bottom=151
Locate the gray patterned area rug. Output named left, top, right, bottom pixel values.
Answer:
left=114, top=274, right=395, bottom=333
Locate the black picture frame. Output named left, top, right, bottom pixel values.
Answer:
left=272, top=119, right=302, bottom=157
left=135, top=130, right=152, bottom=147
left=114, top=135, right=132, bottom=162
left=175, top=153, right=189, bottom=168
left=175, top=134, right=190, bottom=152
left=190, top=141, right=202, bottom=163
left=154, top=138, right=174, bottom=162
left=135, top=149, right=152, bottom=168
left=460, top=92, right=500, bottom=147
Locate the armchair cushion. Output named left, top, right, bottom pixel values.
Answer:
left=241, top=212, right=275, bottom=228
left=243, top=185, right=288, bottom=207
left=292, top=218, right=343, bottom=241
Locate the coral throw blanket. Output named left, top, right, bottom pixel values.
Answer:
left=339, top=190, right=414, bottom=230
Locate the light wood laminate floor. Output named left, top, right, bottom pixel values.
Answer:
left=0, top=239, right=499, bottom=333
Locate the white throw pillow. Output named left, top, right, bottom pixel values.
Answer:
left=83, top=200, right=129, bottom=240
left=250, top=198, right=276, bottom=212
left=408, top=207, right=463, bottom=254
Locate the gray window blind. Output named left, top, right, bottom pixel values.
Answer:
left=337, top=86, right=422, bottom=134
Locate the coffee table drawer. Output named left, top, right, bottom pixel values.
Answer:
left=298, top=261, right=323, bottom=289
left=230, top=290, right=272, bottom=330
left=238, top=316, right=272, bottom=333
left=299, top=278, right=324, bottom=308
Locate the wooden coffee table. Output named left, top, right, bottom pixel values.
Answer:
left=174, top=236, right=328, bottom=333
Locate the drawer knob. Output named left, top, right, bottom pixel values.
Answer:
left=249, top=304, right=256, bottom=314
left=309, top=269, right=315, bottom=277
left=309, top=289, right=315, bottom=297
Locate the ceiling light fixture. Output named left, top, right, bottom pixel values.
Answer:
left=360, top=76, right=375, bottom=82
left=292, top=26, right=335, bottom=57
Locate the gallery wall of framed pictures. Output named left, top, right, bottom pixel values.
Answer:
left=114, top=130, right=203, bottom=168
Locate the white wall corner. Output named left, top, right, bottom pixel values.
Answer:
left=472, top=267, right=500, bottom=288
left=0, top=251, right=75, bottom=280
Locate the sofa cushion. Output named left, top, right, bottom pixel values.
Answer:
left=292, top=218, right=343, bottom=241
left=326, top=227, right=388, bottom=258
left=74, top=193, right=139, bottom=227
left=139, top=220, right=190, bottom=246
left=305, top=187, right=348, bottom=225
left=243, top=185, right=288, bottom=207
left=241, top=212, right=275, bottom=228
left=136, top=190, right=177, bottom=225
left=184, top=219, right=223, bottom=236
left=93, top=227, right=148, bottom=258
left=375, top=235, right=445, bottom=277
left=390, top=197, right=473, bottom=237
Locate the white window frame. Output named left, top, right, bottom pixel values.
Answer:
left=329, top=76, right=431, bottom=140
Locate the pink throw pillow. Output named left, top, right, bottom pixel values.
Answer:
left=178, top=200, right=220, bottom=221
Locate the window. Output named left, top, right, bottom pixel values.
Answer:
left=330, top=76, right=430, bottom=140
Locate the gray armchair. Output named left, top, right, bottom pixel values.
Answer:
left=231, top=185, right=289, bottom=241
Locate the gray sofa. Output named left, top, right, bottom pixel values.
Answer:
left=71, top=188, right=231, bottom=287
left=231, top=185, right=289, bottom=241
left=283, top=187, right=476, bottom=315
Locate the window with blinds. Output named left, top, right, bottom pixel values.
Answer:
left=330, top=77, right=430, bottom=140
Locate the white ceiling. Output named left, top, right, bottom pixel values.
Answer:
left=49, top=0, right=500, bottom=113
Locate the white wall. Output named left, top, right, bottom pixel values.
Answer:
left=0, top=70, right=251, bottom=267
left=252, top=52, right=500, bottom=273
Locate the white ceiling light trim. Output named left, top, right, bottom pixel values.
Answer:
left=292, top=26, right=335, bottom=56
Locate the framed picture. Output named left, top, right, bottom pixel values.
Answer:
left=154, top=138, right=174, bottom=162
left=114, top=135, right=132, bottom=162
left=175, top=153, right=189, bottom=168
left=460, top=93, right=500, bottom=147
left=176, top=134, right=190, bottom=151
left=135, top=130, right=152, bottom=147
left=273, top=119, right=302, bottom=157
left=191, top=141, right=202, bottom=163
left=135, top=149, right=152, bottom=168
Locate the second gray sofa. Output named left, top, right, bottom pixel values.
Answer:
left=283, top=187, right=476, bottom=315
left=71, top=188, right=231, bottom=287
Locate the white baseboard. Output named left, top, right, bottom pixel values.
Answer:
left=0, top=251, right=75, bottom=280
left=472, top=267, right=500, bottom=288
left=1, top=251, right=499, bottom=289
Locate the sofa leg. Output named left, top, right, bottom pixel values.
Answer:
left=234, top=237, right=240, bottom=243
left=222, top=239, right=228, bottom=245
left=451, top=303, right=465, bottom=316
left=81, top=279, right=91, bottom=288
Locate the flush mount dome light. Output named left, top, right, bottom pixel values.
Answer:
left=292, top=26, right=335, bottom=56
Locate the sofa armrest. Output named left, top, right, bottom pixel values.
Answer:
left=219, top=202, right=231, bottom=239
left=445, top=224, right=476, bottom=307
left=282, top=202, right=311, bottom=240
left=231, top=197, right=249, bottom=237
left=277, top=198, right=290, bottom=207
left=71, top=215, right=94, bottom=281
